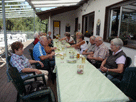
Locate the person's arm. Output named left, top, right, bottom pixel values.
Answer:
left=71, top=40, right=85, bottom=48
left=51, top=47, right=57, bottom=50
left=59, top=37, right=67, bottom=41
left=100, top=58, right=107, bottom=67
left=68, top=40, right=74, bottom=44
left=101, top=64, right=124, bottom=73
left=86, top=51, right=94, bottom=55
left=29, top=60, right=44, bottom=67
left=21, top=68, right=42, bottom=74
left=82, top=49, right=88, bottom=55
left=40, top=52, right=55, bottom=61
left=88, top=56, right=104, bottom=61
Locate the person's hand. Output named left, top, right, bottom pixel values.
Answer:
left=82, top=51, right=87, bottom=55
left=87, top=55, right=93, bottom=59
left=100, top=66, right=108, bottom=72
left=38, top=61, right=44, bottom=68
left=67, top=46, right=71, bottom=48
left=53, top=47, right=57, bottom=50
left=51, top=52, right=55, bottom=56
left=66, top=40, right=68, bottom=43
left=35, top=69, right=42, bottom=74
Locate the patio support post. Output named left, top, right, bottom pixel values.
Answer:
left=48, top=16, right=51, bottom=31
left=33, top=11, right=35, bottom=34
left=2, top=0, right=9, bottom=80
left=118, top=6, right=122, bottom=37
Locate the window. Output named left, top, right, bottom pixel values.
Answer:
left=105, top=0, right=136, bottom=49
left=82, top=12, right=94, bottom=35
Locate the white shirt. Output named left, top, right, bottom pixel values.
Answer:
left=80, top=40, right=88, bottom=54
left=66, top=37, right=75, bottom=43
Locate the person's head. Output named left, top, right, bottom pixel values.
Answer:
left=110, top=38, right=123, bottom=52
left=90, top=36, right=96, bottom=44
left=95, top=36, right=103, bottom=47
left=39, top=32, right=43, bottom=36
left=34, top=32, right=38, bottom=38
left=43, top=33, right=47, bottom=36
left=11, top=41, right=24, bottom=55
left=48, top=31, right=51, bottom=36
left=64, top=32, right=69, bottom=37
left=66, top=33, right=70, bottom=38
left=47, top=36, right=52, bottom=44
left=39, top=36, right=48, bottom=46
left=76, top=32, right=82, bottom=39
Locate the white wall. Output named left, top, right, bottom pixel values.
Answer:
left=75, top=0, right=123, bottom=37
left=50, top=10, right=76, bottom=38
left=50, top=0, right=136, bottom=66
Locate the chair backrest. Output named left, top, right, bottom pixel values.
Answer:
left=8, top=65, right=26, bottom=95
left=120, top=67, right=136, bottom=100
left=29, top=49, right=34, bottom=60
left=125, top=56, right=132, bottom=68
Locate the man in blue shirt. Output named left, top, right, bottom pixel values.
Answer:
left=33, top=36, right=55, bottom=70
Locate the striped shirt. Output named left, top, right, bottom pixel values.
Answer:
left=93, top=43, right=109, bottom=59
left=10, top=53, right=32, bottom=72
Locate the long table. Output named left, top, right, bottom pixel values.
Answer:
left=54, top=39, right=129, bottom=102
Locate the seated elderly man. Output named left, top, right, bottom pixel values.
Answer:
left=87, top=36, right=109, bottom=67
left=10, top=41, right=48, bottom=82
left=100, top=38, right=126, bottom=80
left=82, top=36, right=96, bottom=58
left=33, top=36, right=55, bottom=70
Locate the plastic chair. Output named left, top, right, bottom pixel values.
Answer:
left=107, top=56, right=132, bottom=87
left=120, top=67, right=136, bottom=100
left=28, top=49, right=56, bottom=84
left=8, top=65, right=55, bottom=102
left=7, top=56, right=37, bottom=81
left=125, top=56, right=132, bottom=68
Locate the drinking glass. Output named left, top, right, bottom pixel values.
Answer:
left=77, top=65, right=84, bottom=74
left=77, top=53, right=80, bottom=59
left=60, top=55, right=64, bottom=63
left=82, top=57, right=85, bottom=63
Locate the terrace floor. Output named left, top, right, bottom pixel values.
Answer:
left=0, top=40, right=58, bottom=102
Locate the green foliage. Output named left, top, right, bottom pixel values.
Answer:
left=0, top=17, right=48, bottom=33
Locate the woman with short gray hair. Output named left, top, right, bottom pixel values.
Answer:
left=100, top=38, right=127, bottom=81
left=111, top=38, right=123, bottom=49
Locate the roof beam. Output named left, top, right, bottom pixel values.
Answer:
left=0, top=7, right=32, bottom=10
left=0, top=4, right=29, bottom=7
left=34, top=3, right=78, bottom=7
left=0, top=0, right=25, bottom=3
left=31, top=0, right=81, bottom=4
left=0, top=10, right=33, bottom=13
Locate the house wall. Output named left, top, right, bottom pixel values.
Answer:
left=50, top=0, right=136, bottom=67
left=50, top=10, right=76, bottom=38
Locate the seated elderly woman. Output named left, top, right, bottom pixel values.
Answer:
left=67, top=32, right=88, bottom=54
left=100, top=38, right=126, bottom=80
left=10, top=41, right=49, bottom=82
left=59, top=32, right=67, bottom=41
left=60, top=32, right=75, bottom=44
